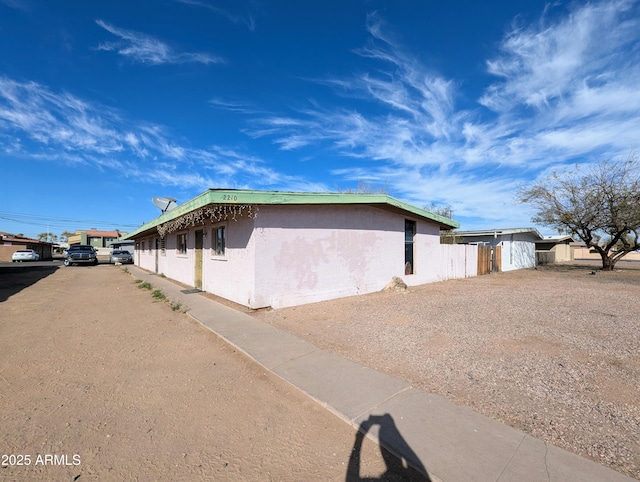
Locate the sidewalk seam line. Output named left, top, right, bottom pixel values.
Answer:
left=350, top=384, right=413, bottom=423
left=268, top=347, right=322, bottom=371
left=495, top=433, right=526, bottom=482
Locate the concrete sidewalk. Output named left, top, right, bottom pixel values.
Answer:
left=127, top=266, right=637, bottom=482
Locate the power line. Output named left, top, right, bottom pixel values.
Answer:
left=0, top=211, right=141, bottom=230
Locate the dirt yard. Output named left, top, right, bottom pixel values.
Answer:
left=253, top=261, right=640, bottom=480
left=0, top=264, right=426, bottom=481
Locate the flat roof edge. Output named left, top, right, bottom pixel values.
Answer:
left=124, top=189, right=459, bottom=238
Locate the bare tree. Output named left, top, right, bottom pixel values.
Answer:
left=424, top=202, right=458, bottom=244
left=518, top=157, right=640, bottom=270
left=425, top=202, right=453, bottom=220
left=335, top=181, right=389, bottom=194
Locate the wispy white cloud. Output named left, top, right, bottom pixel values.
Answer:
left=0, top=78, right=124, bottom=155
left=0, top=77, right=311, bottom=193
left=247, top=1, right=640, bottom=228
left=472, top=0, right=640, bottom=166
left=209, top=98, right=262, bottom=115
left=481, top=0, right=638, bottom=111
left=248, top=12, right=465, bottom=168
left=3, top=1, right=639, bottom=232
left=174, top=0, right=256, bottom=31
left=95, top=20, right=224, bottom=65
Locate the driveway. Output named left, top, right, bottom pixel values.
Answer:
left=0, top=264, right=421, bottom=481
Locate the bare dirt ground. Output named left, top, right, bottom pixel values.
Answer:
left=0, top=264, right=426, bottom=481
left=253, top=260, right=640, bottom=480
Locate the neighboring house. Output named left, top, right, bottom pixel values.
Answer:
left=535, top=235, right=575, bottom=264
left=0, top=232, right=53, bottom=262
left=571, top=242, right=640, bottom=261
left=55, top=242, right=69, bottom=254
left=68, top=229, right=123, bottom=248
left=109, top=240, right=135, bottom=254
left=455, top=228, right=543, bottom=272
left=124, top=189, right=478, bottom=309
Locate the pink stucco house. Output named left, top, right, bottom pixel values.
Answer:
left=125, top=190, right=476, bottom=309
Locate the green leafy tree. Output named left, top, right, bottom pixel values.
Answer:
left=37, top=232, right=58, bottom=243
left=518, top=157, right=640, bottom=270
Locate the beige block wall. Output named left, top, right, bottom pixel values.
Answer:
left=572, top=247, right=640, bottom=261
left=0, top=245, right=18, bottom=262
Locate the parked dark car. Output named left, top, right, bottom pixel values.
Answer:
left=109, top=250, right=133, bottom=264
left=64, top=245, right=98, bottom=266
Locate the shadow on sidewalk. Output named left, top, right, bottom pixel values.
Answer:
left=346, top=413, right=431, bottom=482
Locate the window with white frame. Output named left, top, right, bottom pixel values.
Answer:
left=177, top=232, right=188, bottom=255
left=212, top=225, right=226, bottom=256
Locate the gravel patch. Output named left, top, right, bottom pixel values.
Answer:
left=252, top=261, right=640, bottom=479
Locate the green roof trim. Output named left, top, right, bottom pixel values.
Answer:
left=124, top=189, right=459, bottom=239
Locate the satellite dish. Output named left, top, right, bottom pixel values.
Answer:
left=152, top=197, right=178, bottom=213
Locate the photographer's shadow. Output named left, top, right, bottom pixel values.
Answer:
left=346, top=413, right=432, bottom=481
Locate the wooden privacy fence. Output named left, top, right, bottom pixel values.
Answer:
left=478, top=245, right=502, bottom=275
left=439, top=243, right=478, bottom=280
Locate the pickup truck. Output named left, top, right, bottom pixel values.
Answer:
left=64, top=245, right=98, bottom=266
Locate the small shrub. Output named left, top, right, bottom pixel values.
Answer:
left=152, top=289, right=166, bottom=301
left=132, top=278, right=185, bottom=312
left=137, top=281, right=153, bottom=291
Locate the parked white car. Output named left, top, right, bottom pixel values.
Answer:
left=12, top=249, right=40, bottom=262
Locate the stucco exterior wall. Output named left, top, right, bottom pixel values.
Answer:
left=551, top=242, right=573, bottom=262
left=501, top=233, right=536, bottom=271
left=252, top=205, right=409, bottom=308
left=133, top=219, right=258, bottom=307
left=200, top=217, right=257, bottom=307
left=132, top=204, right=475, bottom=309
left=410, top=220, right=443, bottom=285
left=165, top=231, right=197, bottom=287
left=136, top=233, right=190, bottom=285
left=136, top=236, right=161, bottom=276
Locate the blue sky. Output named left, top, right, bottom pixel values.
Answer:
left=1, top=0, right=639, bottom=238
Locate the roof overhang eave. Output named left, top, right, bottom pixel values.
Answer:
left=123, top=189, right=460, bottom=238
